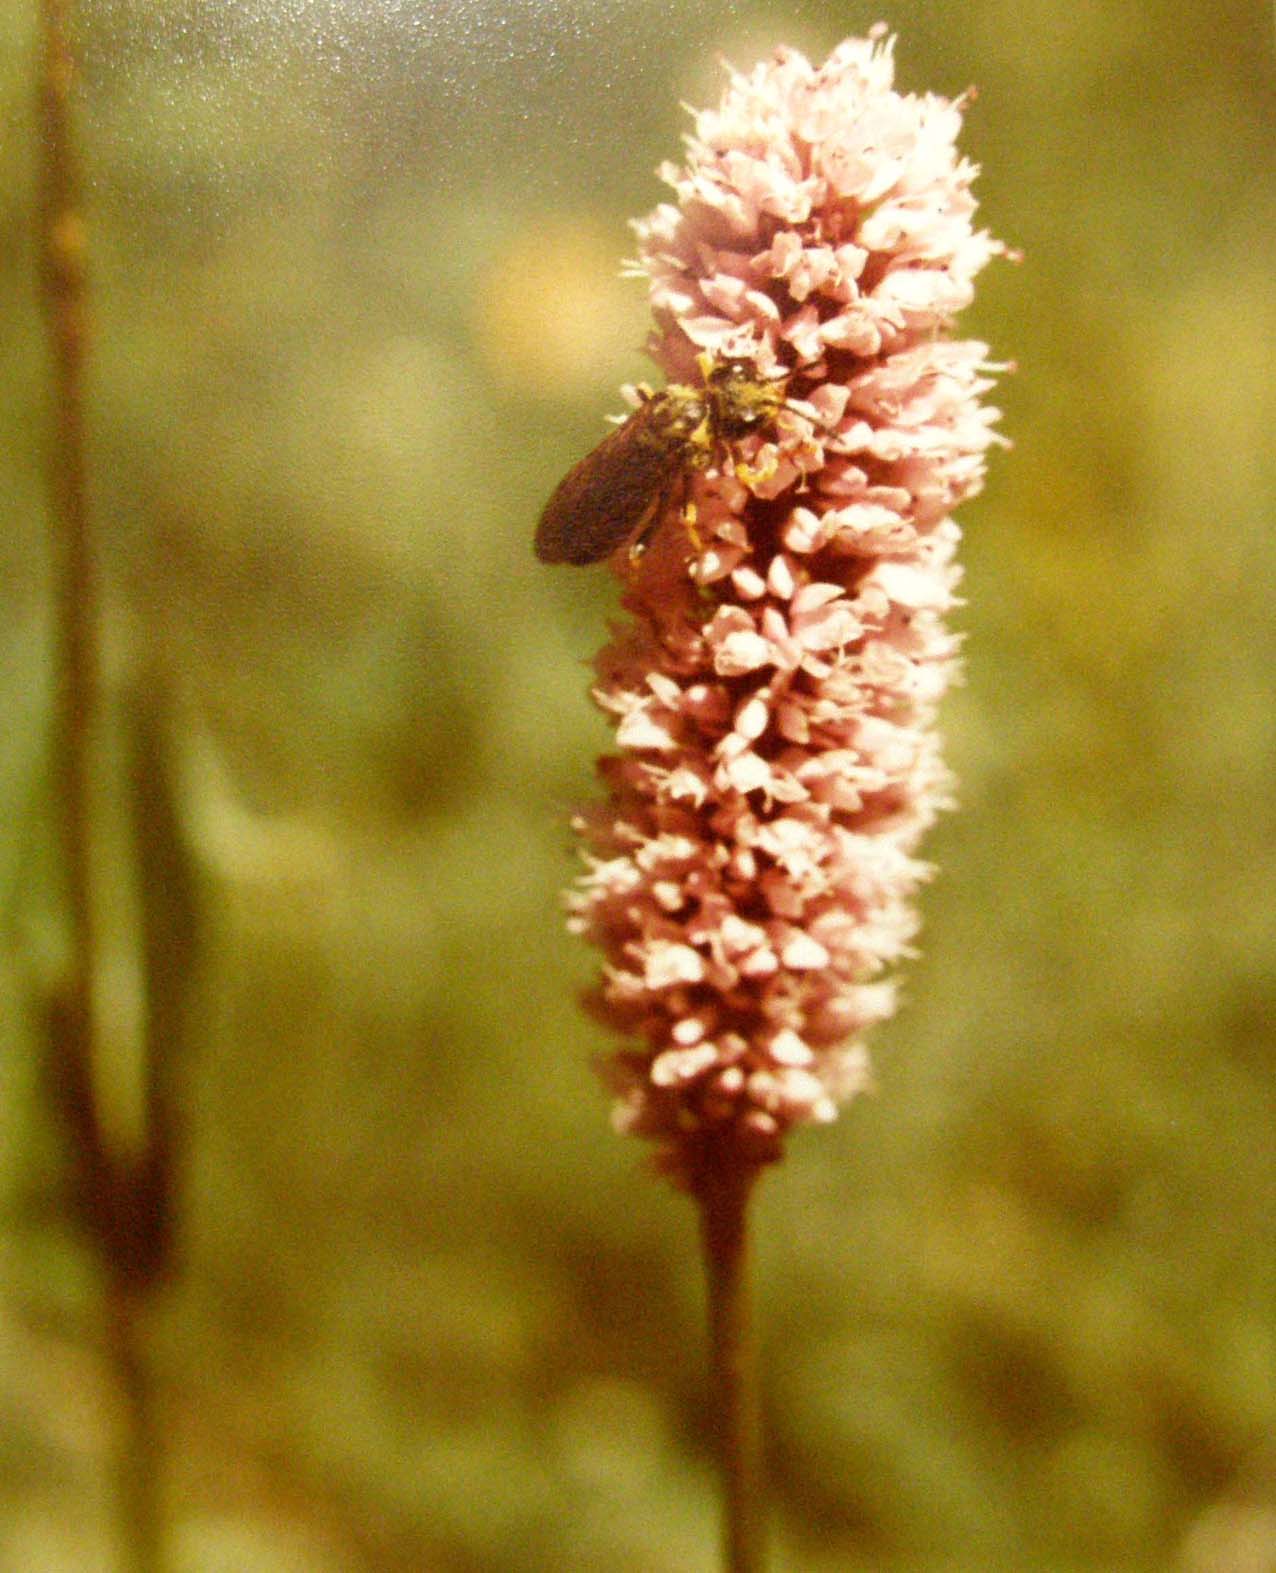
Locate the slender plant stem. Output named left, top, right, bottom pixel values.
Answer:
left=38, top=0, right=95, bottom=994
left=696, top=1154, right=765, bottom=1573
left=105, top=1277, right=163, bottom=1573
left=37, top=6, right=163, bottom=1570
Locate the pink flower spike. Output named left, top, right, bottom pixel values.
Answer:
left=554, top=31, right=1008, bottom=1188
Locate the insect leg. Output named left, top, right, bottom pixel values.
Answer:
left=625, top=467, right=688, bottom=569
left=681, top=496, right=704, bottom=556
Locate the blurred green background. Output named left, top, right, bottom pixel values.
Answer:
left=2, top=0, right=1273, bottom=1568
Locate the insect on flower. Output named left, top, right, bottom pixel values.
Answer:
left=534, top=357, right=790, bottom=566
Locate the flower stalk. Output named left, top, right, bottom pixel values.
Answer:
left=694, top=1147, right=765, bottom=1572
left=545, top=30, right=1007, bottom=1568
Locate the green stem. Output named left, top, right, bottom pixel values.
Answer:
left=38, top=0, right=94, bottom=995
left=37, top=6, right=164, bottom=1569
left=696, top=1153, right=766, bottom=1573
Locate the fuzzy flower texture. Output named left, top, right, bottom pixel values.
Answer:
left=568, top=32, right=1007, bottom=1188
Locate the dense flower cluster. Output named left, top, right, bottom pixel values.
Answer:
left=566, top=31, right=1007, bottom=1186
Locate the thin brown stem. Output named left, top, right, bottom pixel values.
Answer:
left=696, top=1153, right=766, bottom=1573
left=105, top=1277, right=163, bottom=1573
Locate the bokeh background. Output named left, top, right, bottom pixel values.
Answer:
left=2, top=0, right=1274, bottom=1568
